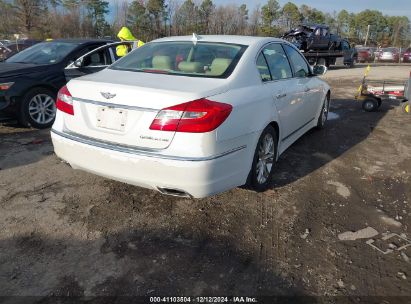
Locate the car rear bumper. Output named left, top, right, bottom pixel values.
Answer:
left=51, top=129, right=249, bottom=198
left=378, top=56, right=397, bottom=61
left=357, top=55, right=371, bottom=61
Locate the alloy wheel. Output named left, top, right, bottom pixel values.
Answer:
left=28, top=94, right=56, bottom=125
left=256, top=133, right=275, bottom=184
left=321, top=97, right=330, bottom=125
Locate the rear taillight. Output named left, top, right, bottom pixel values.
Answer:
left=150, top=98, right=232, bottom=133
left=56, top=85, right=74, bottom=115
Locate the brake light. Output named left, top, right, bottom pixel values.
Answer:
left=150, top=98, right=232, bottom=133
left=56, top=85, right=74, bottom=115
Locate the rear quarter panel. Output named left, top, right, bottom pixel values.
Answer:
left=205, top=44, right=283, bottom=179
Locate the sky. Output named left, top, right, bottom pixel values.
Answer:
left=213, top=0, right=411, bottom=19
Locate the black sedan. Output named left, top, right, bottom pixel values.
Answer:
left=0, top=39, right=130, bottom=128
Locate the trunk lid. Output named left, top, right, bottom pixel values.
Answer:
left=64, top=69, right=230, bottom=150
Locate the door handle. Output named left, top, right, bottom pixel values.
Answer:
left=276, top=93, right=287, bottom=99
left=304, top=87, right=311, bottom=92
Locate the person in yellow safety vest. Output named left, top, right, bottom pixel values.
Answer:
left=116, top=27, right=145, bottom=57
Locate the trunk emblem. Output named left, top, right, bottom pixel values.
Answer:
left=101, top=92, right=116, bottom=99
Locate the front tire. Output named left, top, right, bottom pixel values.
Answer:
left=248, top=125, right=278, bottom=192
left=18, top=87, right=57, bottom=129
left=316, top=95, right=330, bottom=129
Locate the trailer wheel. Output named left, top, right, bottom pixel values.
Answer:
left=362, top=98, right=379, bottom=112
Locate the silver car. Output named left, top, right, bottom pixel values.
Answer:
left=377, top=47, right=399, bottom=62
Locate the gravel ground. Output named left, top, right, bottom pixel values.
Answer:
left=0, top=65, right=410, bottom=301
left=324, top=64, right=411, bottom=81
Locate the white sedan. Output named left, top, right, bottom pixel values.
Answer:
left=51, top=35, right=330, bottom=198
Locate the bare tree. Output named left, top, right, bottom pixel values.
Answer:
left=0, top=1, right=18, bottom=38
left=0, top=0, right=409, bottom=47
left=247, top=5, right=261, bottom=36
left=14, top=0, right=44, bottom=35
left=112, top=0, right=129, bottom=35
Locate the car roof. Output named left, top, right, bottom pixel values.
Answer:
left=152, top=35, right=283, bottom=46
left=45, top=38, right=113, bottom=45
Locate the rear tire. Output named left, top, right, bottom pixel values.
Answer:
left=247, top=125, right=278, bottom=192
left=348, top=58, right=356, bottom=68
left=18, top=87, right=57, bottom=129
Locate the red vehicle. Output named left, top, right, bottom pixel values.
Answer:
left=403, top=48, right=411, bottom=63
left=357, top=47, right=374, bottom=63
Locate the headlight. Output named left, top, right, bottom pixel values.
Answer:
left=0, top=82, right=14, bottom=91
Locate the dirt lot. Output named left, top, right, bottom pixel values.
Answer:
left=0, top=65, right=410, bottom=301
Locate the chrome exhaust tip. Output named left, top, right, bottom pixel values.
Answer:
left=157, top=187, right=192, bottom=198
left=60, top=160, right=72, bottom=168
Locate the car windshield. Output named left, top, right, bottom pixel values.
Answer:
left=6, top=41, right=78, bottom=64
left=110, top=41, right=247, bottom=78
left=383, top=48, right=397, bottom=52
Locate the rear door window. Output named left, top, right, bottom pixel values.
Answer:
left=262, top=43, right=292, bottom=80
left=283, top=44, right=310, bottom=78
left=342, top=41, right=349, bottom=50
left=256, top=53, right=271, bottom=82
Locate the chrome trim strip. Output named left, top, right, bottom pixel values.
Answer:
left=73, top=97, right=159, bottom=112
left=51, top=129, right=246, bottom=162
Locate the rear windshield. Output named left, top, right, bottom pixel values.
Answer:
left=110, top=41, right=247, bottom=78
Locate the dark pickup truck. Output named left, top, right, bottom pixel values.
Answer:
left=282, top=24, right=341, bottom=52
left=282, top=24, right=357, bottom=68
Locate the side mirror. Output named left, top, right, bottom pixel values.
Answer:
left=74, top=58, right=83, bottom=68
left=312, top=65, right=327, bottom=76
